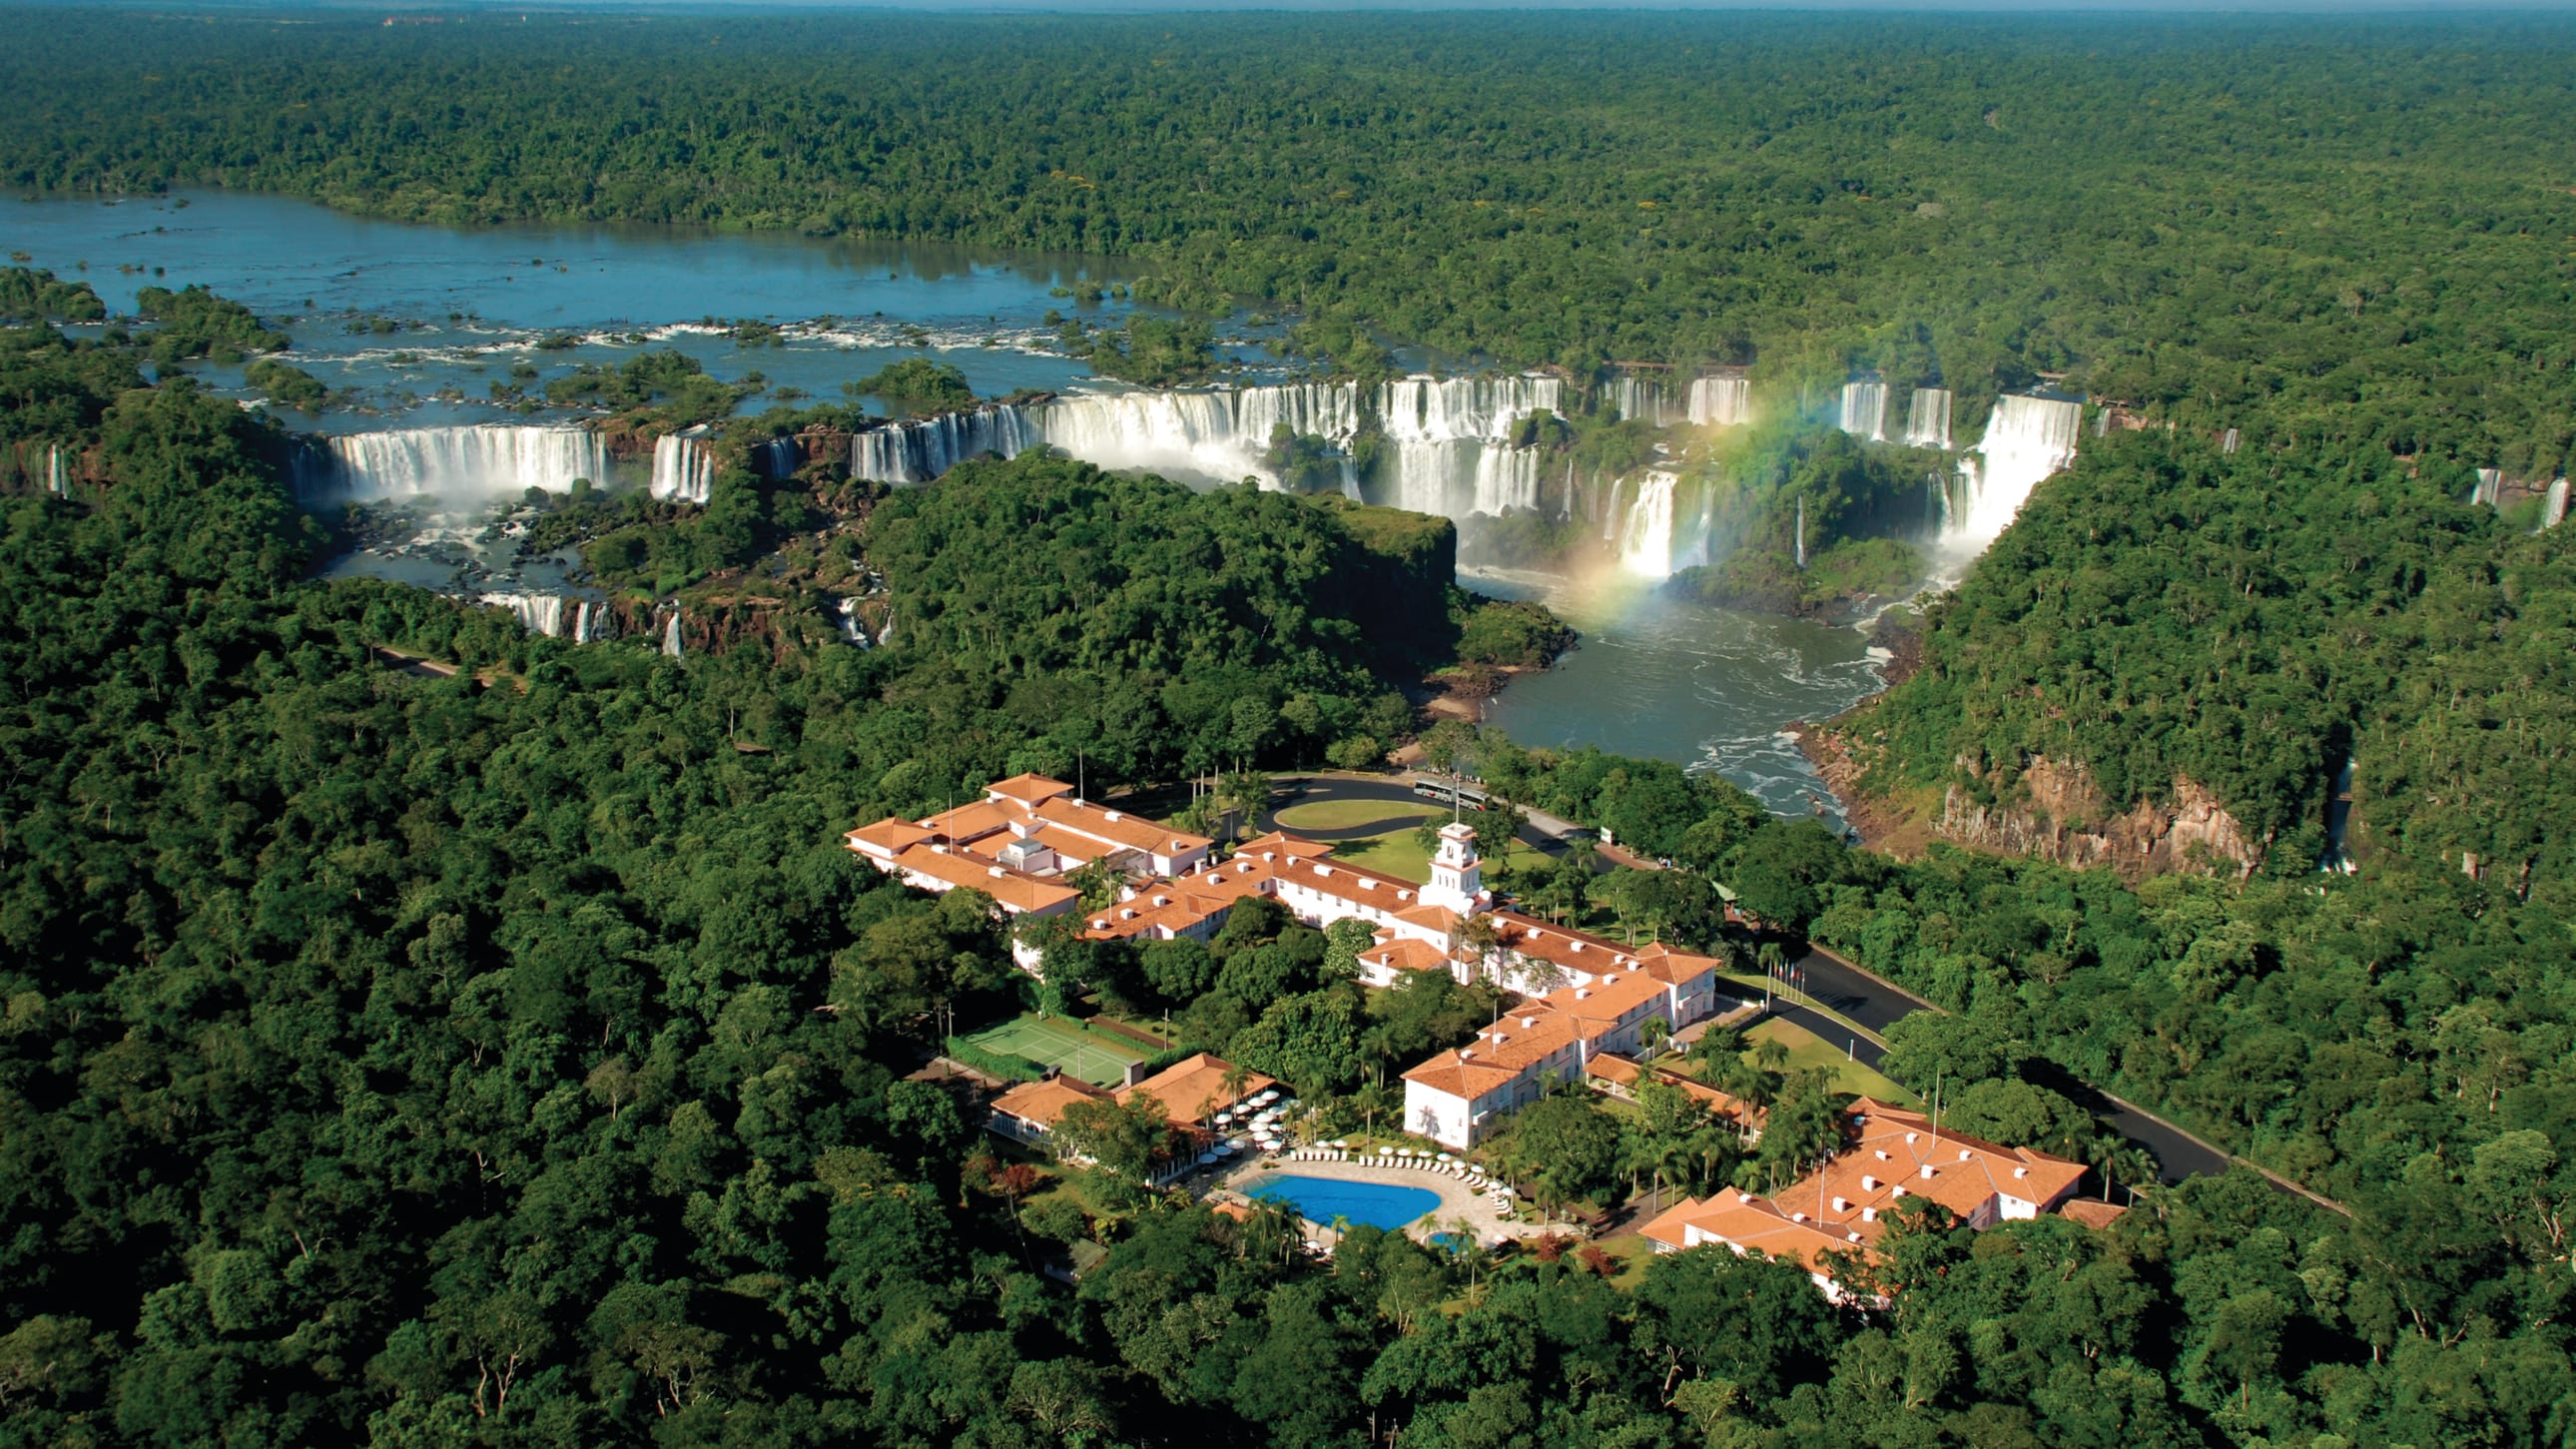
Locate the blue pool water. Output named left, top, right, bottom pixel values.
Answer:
left=1247, top=1175, right=1443, bottom=1232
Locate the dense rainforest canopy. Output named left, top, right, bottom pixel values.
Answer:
left=7, top=8, right=2576, bottom=467
left=3, top=9, right=2576, bottom=1447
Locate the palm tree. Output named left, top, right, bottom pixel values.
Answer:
left=1640, top=1015, right=1671, bottom=1061
left=1352, top=1081, right=1397, bottom=1136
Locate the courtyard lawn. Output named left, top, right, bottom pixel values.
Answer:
left=1338, top=829, right=1553, bottom=886
left=1745, top=1017, right=1917, bottom=1104
left=961, top=1013, right=1147, bottom=1088
left=1273, top=798, right=1442, bottom=833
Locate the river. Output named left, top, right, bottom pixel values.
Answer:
left=5, top=190, right=1884, bottom=815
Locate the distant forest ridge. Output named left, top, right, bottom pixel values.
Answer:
left=5, top=9, right=2576, bottom=470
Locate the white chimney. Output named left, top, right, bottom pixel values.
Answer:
left=1574, top=988, right=1590, bottom=1001
left=2013, top=1166, right=2029, bottom=1179
left=1958, top=1148, right=1973, bottom=1161
left=1520, top=1017, right=1538, bottom=1029
left=1830, top=1196, right=1849, bottom=1212
left=1904, top=1132, right=1918, bottom=1143
left=1104, top=811, right=1123, bottom=822
left=1860, top=1175, right=1877, bottom=1191
left=1861, top=1206, right=1878, bottom=1222
left=1920, top=1164, right=1936, bottom=1179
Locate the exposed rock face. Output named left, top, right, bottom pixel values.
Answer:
left=1935, top=754, right=2263, bottom=878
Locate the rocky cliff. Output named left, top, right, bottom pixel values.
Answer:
left=1809, top=730, right=2266, bottom=879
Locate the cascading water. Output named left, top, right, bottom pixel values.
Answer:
left=1901, top=388, right=1953, bottom=449
left=759, top=436, right=802, bottom=479
left=1617, top=470, right=1681, bottom=578
left=1946, top=394, right=2084, bottom=549
left=294, top=425, right=611, bottom=503
left=1794, top=496, right=1806, bottom=570
left=1610, top=375, right=1670, bottom=427
left=2473, top=468, right=2503, bottom=507
left=1373, top=374, right=1561, bottom=518
left=1838, top=382, right=1888, bottom=443
left=651, top=428, right=717, bottom=503
left=1034, top=382, right=1361, bottom=486
left=1686, top=375, right=1751, bottom=427
left=2545, top=478, right=2570, bottom=530
left=851, top=404, right=1039, bottom=484
left=663, top=612, right=684, bottom=658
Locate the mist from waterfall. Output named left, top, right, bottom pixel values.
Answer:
left=293, top=425, right=611, bottom=503
left=1902, top=388, right=1953, bottom=449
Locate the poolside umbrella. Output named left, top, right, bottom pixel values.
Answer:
left=1437, top=1152, right=1454, bottom=1162
left=1214, top=1112, right=1232, bottom=1124
left=1331, top=1140, right=1349, bottom=1149
left=1197, top=1152, right=1217, bottom=1165
left=1379, top=1146, right=1395, bottom=1156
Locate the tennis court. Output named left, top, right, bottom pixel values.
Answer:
left=963, top=1014, right=1145, bottom=1087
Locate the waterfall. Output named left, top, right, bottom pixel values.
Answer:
left=2546, top=478, right=2570, bottom=529
left=45, top=445, right=68, bottom=496
left=1947, top=394, right=2084, bottom=548
left=1794, top=496, right=1806, bottom=570
left=571, top=600, right=615, bottom=642
left=2472, top=468, right=2503, bottom=507
left=1838, top=382, right=1888, bottom=443
left=293, top=425, right=610, bottom=503
left=1617, top=471, right=1680, bottom=578
left=650, top=428, right=716, bottom=503
left=485, top=591, right=566, bottom=638
left=1610, top=375, right=1670, bottom=426
left=1901, top=388, right=1953, bottom=449
left=1686, top=376, right=1751, bottom=427
left=1470, top=444, right=1542, bottom=515
left=1034, top=383, right=1360, bottom=486
left=1378, top=374, right=1560, bottom=442
left=759, top=435, right=802, bottom=479
left=662, top=612, right=683, bottom=658
left=2221, top=427, right=2242, bottom=455
left=834, top=597, right=872, bottom=647
left=852, top=404, right=1039, bottom=484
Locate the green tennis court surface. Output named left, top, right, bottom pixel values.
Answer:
left=964, top=1014, right=1145, bottom=1087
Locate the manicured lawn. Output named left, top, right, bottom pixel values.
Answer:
left=961, top=1013, right=1146, bottom=1087
left=1273, top=798, right=1442, bottom=832
left=1338, top=830, right=1553, bottom=886
left=1745, top=1017, right=1917, bottom=1104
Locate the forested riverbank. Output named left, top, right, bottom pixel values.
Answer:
left=5, top=11, right=2576, bottom=1447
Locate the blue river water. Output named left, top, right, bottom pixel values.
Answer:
left=0, top=191, right=1879, bottom=812
left=0, top=190, right=1161, bottom=428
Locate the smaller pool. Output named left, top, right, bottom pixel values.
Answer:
left=1248, top=1175, right=1443, bottom=1232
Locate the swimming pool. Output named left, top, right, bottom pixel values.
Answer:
left=1247, top=1174, right=1443, bottom=1231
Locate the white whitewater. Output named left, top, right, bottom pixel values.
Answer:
left=1794, top=496, right=1806, bottom=569
left=1610, top=375, right=1670, bottom=426
left=1618, top=470, right=1681, bottom=578
left=662, top=612, right=683, bottom=658
left=1902, top=388, right=1953, bottom=449
left=2473, top=468, right=2503, bottom=507
left=1686, top=376, right=1751, bottom=427
left=296, top=425, right=610, bottom=503
left=1035, top=382, right=1361, bottom=486
left=480, top=593, right=616, bottom=641
left=45, top=446, right=68, bottom=496
left=650, top=428, right=716, bottom=503
left=2546, top=478, right=2570, bottom=530
left=1378, top=374, right=1560, bottom=444
left=1838, top=382, right=1888, bottom=443
left=851, top=405, right=1039, bottom=484
left=1949, top=394, right=2085, bottom=548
